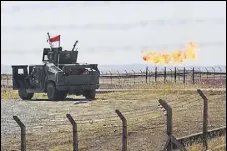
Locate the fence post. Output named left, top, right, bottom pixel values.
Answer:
left=212, top=67, right=215, bottom=79
left=218, top=67, right=222, bottom=79
left=7, top=75, right=9, bottom=87
left=198, top=68, right=202, bottom=83
left=105, top=72, right=109, bottom=88
left=117, top=70, right=121, bottom=86
left=164, top=67, right=166, bottom=83
left=132, top=70, right=135, bottom=85
left=169, top=68, right=173, bottom=82
left=205, top=67, right=209, bottom=79
left=146, top=67, right=148, bottom=84
left=155, top=67, right=157, bottom=83
left=140, top=70, right=144, bottom=84
left=148, top=69, right=151, bottom=84
left=158, top=99, right=186, bottom=151
left=115, top=109, right=127, bottom=151
left=66, top=114, right=78, bottom=151
left=192, top=67, right=195, bottom=84
left=197, top=89, right=208, bottom=151
left=147, top=68, right=151, bottom=84
left=125, top=70, right=128, bottom=86
left=174, top=67, right=177, bottom=83
left=13, top=116, right=26, bottom=151
left=109, top=71, right=112, bottom=85
left=183, top=67, right=186, bottom=84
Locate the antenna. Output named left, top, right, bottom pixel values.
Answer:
left=72, top=40, right=79, bottom=51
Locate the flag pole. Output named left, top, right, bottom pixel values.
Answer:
left=58, top=35, right=60, bottom=67
left=59, top=35, right=60, bottom=47
left=47, top=32, right=53, bottom=50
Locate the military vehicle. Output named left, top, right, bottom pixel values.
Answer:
left=12, top=36, right=100, bottom=101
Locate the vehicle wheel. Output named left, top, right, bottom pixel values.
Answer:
left=84, top=89, right=96, bottom=100
left=58, top=91, right=67, bottom=101
left=47, top=82, right=59, bottom=101
left=18, top=88, right=34, bottom=100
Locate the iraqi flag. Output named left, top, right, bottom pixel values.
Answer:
left=47, top=35, right=60, bottom=47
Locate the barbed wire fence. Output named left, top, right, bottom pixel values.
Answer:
left=99, top=66, right=226, bottom=89
left=1, top=89, right=226, bottom=151
left=1, top=66, right=226, bottom=90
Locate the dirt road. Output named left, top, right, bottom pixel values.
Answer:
left=1, top=90, right=226, bottom=151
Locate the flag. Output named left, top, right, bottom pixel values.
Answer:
left=48, top=35, right=60, bottom=42
left=47, top=35, right=60, bottom=47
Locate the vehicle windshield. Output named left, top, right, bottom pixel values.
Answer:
left=47, top=63, right=62, bottom=73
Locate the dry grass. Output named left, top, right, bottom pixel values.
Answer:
left=48, top=136, right=226, bottom=151
left=187, top=135, right=226, bottom=151
left=1, top=81, right=225, bottom=100
left=1, top=88, right=47, bottom=100
left=1, top=83, right=226, bottom=151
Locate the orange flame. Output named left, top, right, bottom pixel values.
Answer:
left=142, top=41, right=198, bottom=65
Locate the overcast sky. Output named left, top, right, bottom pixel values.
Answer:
left=1, top=1, right=226, bottom=66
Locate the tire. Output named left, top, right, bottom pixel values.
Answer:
left=18, top=88, right=34, bottom=100
left=47, top=82, right=59, bottom=101
left=84, top=89, right=96, bottom=100
left=58, top=91, right=67, bottom=101
left=47, top=82, right=67, bottom=101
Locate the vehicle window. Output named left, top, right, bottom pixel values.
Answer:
left=18, top=69, right=24, bottom=74
left=44, top=55, right=49, bottom=61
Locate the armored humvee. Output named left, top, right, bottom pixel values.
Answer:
left=12, top=40, right=100, bottom=101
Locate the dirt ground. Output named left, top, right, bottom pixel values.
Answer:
left=1, top=88, right=226, bottom=151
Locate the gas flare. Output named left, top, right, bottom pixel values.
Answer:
left=142, top=41, right=198, bottom=65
